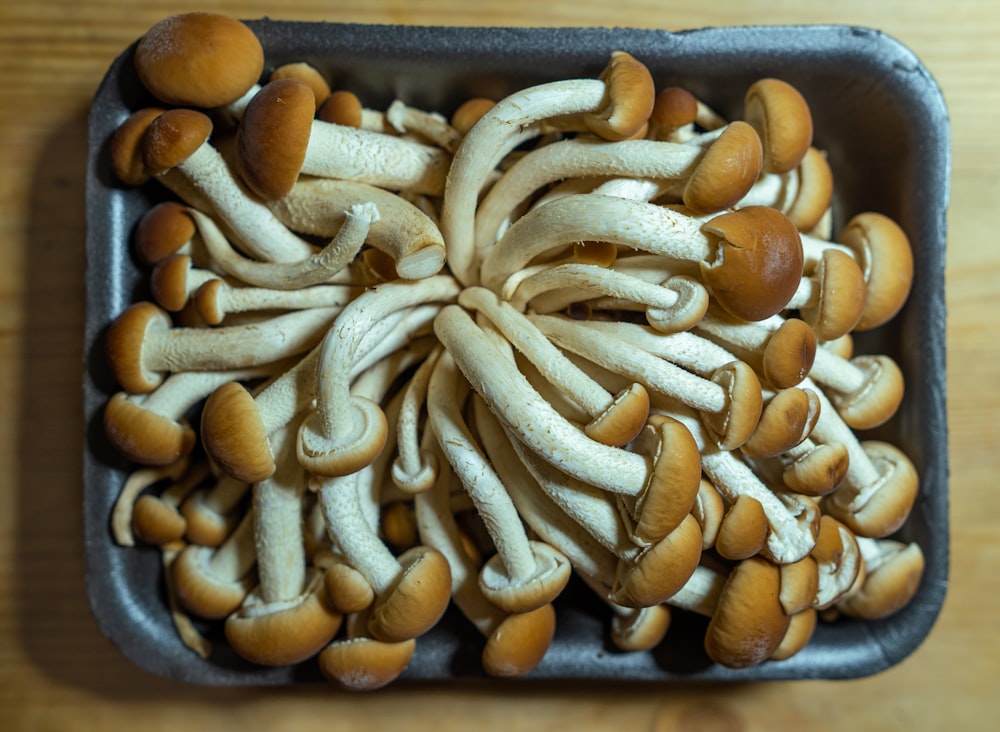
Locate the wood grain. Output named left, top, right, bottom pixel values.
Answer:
left=1, top=1, right=996, bottom=729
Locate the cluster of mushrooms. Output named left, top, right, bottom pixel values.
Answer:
left=102, top=12, right=927, bottom=689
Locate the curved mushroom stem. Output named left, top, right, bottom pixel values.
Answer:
left=459, top=287, right=649, bottom=447
left=441, top=51, right=654, bottom=285
left=386, top=98, right=464, bottom=152
left=188, top=204, right=378, bottom=290
left=427, top=348, right=571, bottom=613
left=390, top=346, right=443, bottom=495
left=266, top=177, right=447, bottom=280
left=297, top=275, right=460, bottom=477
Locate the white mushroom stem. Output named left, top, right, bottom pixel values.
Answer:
left=391, top=346, right=443, bottom=495
left=188, top=204, right=377, bottom=290
left=432, top=304, right=652, bottom=497
left=473, top=136, right=703, bottom=251
left=441, top=51, right=653, bottom=285
left=667, top=563, right=726, bottom=616
left=266, top=177, right=447, bottom=280
left=385, top=99, right=464, bottom=153
left=194, top=280, right=358, bottom=325
left=664, top=402, right=817, bottom=564
left=298, top=276, right=460, bottom=477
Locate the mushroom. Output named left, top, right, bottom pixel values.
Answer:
left=224, top=421, right=343, bottom=667
left=440, top=51, right=655, bottom=285
left=297, top=275, right=460, bottom=477
left=742, top=78, right=813, bottom=175
left=810, top=515, right=863, bottom=610
left=128, top=460, right=212, bottom=548
left=807, top=349, right=905, bottom=430
left=776, top=437, right=850, bottom=497
left=385, top=98, right=464, bottom=152
left=480, top=196, right=803, bottom=323
left=178, top=472, right=251, bottom=547
left=148, top=254, right=222, bottom=313
left=317, top=89, right=393, bottom=132
left=736, top=146, right=833, bottom=233
left=427, top=348, right=572, bottom=613
left=317, top=610, right=417, bottom=691
left=110, top=457, right=192, bottom=546
left=783, top=248, right=867, bottom=342
left=234, top=78, right=452, bottom=201
left=668, top=557, right=791, bottom=668
left=104, top=299, right=339, bottom=394
left=836, top=538, right=925, bottom=619
left=192, top=279, right=358, bottom=326
left=133, top=12, right=264, bottom=109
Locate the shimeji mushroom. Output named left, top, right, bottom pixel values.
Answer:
left=809, top=515, right=864, bottom=611
left=472, top=121, right=761, bottom=252
left=413, top=432, right=557, bottom=675
left=179, top=471, right=251, bottom=547
left=807, top=348, right=905, bottom=430
left=836, top=537, right=925, bottom=619
left=148, top=254, right=222, bottom=313
left=264, top=177, right=447, bottom=281
left=104, top=299, right=340, bottom=394
left=480, top=196, right=803, bottom=323
left=317, top=90, right=394, bottom=133
left=433, top=304, right=699, bottom=546
left=773, top=436, right=850, bottom=497
left=171, top=508, right=257, bottom=620
left=742, top=78, right=814, bottom=175
left=735, top=147, right=834, bottom=233
left=316, top=610, right=417, bottom=691
left=782, top=248, right=867, bottom=342
left=187, top=207, right=376, bottom=291
left=800, top=211, right=914, bottom=331
left=806, top=379, right=919, bottom=538
left=224, top=421, right=342, bottom=667
left=530, top=313, right=763, bottom=451
left=459, top=286, right=650, bottom=447
left=132, top=201, right=206, bottom=267
left=297, top=275, right=460, bottom=477
left=128, top=461, right=211, bottom=548
left=440, top=51, right=655, bottom=285
left=235, top=78, right=452, bottom=201
left=385, top=98, right=464, bottom=153
left=427, top=349, right=572, bottom=613
left=110, top=457, right=192, bottom=546
left=133, top=13, right=264, bottom=109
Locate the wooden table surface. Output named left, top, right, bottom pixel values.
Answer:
left=2, top=1, right=996, bottom=730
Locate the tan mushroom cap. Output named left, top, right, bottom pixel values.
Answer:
left=762, top=317, right=817, bottom=390
left=741, top=387, right=819, bottom=459
left=782, top=441, right=850, bottom=497
left=236, top=78, right=317, bottom=200
left=318, top=635, right=416, bottom=691
left=700, top=206, right=805, bottom=322
left=479, top=541, right=572, bottom=614
left=692, top=478, right=725, bottom=550
left=110, top=107, right=166, bottom=186
left=837, top=540, right=925, bottom=619
left=180, top=489, right=241, bottom=548
left=779, top=554, right=820, bottom=615
left=224, top=573, right=343, bottom=666
left=702, top=360, right=763, bottom=451
left=149, top=254, right=196, bottom=312
left=318, top=551, right=376, bottom=614
left=105, top=301, right=173, bottom=393
left=837, top=211, right=914, bottom=331
left=743, top=78, right=813, bottom=174
left=200, top=381, right=276, bottom=483
left=649, top=86, right=699, bottom=135
left=810, top=514, right=863, bottom=609
left=270, top=62, right=332, bottom=110
left=317, top=89, right=365, bottom=127
left=367, top=545, right=452, bottom=643
left=584, top=382, right=650, bottom=448
left=131, top=494, right=187, bottom=546
left=829, top=354, right=905, bottom=431
left=682, top=120, right=764, bottom=215
left=769, top=607, right=817, bottom=661
left=134, top=202, right=197, bottom=265
left=103, top=391, right=196, bottom=466
left=192, top=279, right=227, bottom=325
left=449, top=97, right=497, bottom=136
left=824, top=440, right=919, bottom=538
left=610, top=604, right=671, bottom=653
left=786, top=147, right=833, bottom=232
left=585, top=51, right=656, bottom=141
left=612, top=513, right=703, bottom=608
left=704, top=555, right=791, bottom=668
left=171, top=544, right=253, bottom=619
left=632, top=414, right=702, bottom=545
left=801, top=248, right=867, bottom=342
left=134, top=12, right=264, bottom=108
left=141, top=108, right=214, bottom=176
left=482, top=603, right=557, bottom=677
left=715, top=494, right=769, bottom=560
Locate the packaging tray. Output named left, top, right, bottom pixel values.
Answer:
left=84, top=20, right=950, bottom=685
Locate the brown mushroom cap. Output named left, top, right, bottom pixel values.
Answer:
left=235, top=77, right=316, bottom=199
left=105, top=301, right=173, bottom=393
left=585, top=51, right=655, bottom=141
left=829, top=354, right=905, bottom=431
left=692, top=478, right=725, bottom=550
left=171, top=544, right=253, bottom=619
left=134, top=201, right=197, bottom=265
left=779, top=555, right=820, bottom=615
left=131, top=494, right=187, bottom=546
left=769, top=607, right=817, bottom=661
left=761, top=317, right=817, bottom=390
left=699, top=206, right=805, bottom=322
left=318, top=89, right=365, bottom=127
left=785, top=147, right=833, bottom=232
left=479, top=542, right=572, bottom=614
left=367, top=545, right=452, bottom=643
left=270, top=62, right=332, bottom=110
left=317, top=551, right=376, bottom=614
left=743, top=78, right=813, bottom=174
left=704, top=555, right=790, bottom=668
left=318, top=635, right=416, bottom=691
left=714, top=494, right=769, bottom=561
left=782, top=442, right=850, bottom=497
left=632, top=414, right=702, bottom=544
left=703, top=360, right=763, bottom=451
left=584, top=382, right=650, bottom=448
left=103, top=391, right=196, bottom=466
left=801, top=248, right=867, bottom=342
left=141, top=108, right=214, bottom=176
left=224, top=573, right=343, bottom=666
left=179, top=488, right=241, bottom=548
left=481, top=603, right=557, bottom=677
left=449, top=97, right=496, bottom=136
left=134, top=12, right=264, bottom=108
left=200, top=381, right=276, bottom=483
left=649, top=86, right=699, bottom=135
left=741, top=387, right=819, bottom=459
left=612, top=513, right=703, bottom=608
left=109, top=107, right=166, bottom=185
left=837, top=540, right=925, bottom=619
left=682, top=120, right=764, bottom=215
left=149, top=254, right=197, bottom=312
left=837, top=212, right=914, bottom=331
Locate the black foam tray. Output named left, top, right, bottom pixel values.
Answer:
left=84, top=21, right=950, bottom=685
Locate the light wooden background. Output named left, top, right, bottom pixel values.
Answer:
left=2, top=1, right=996, bottom=730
